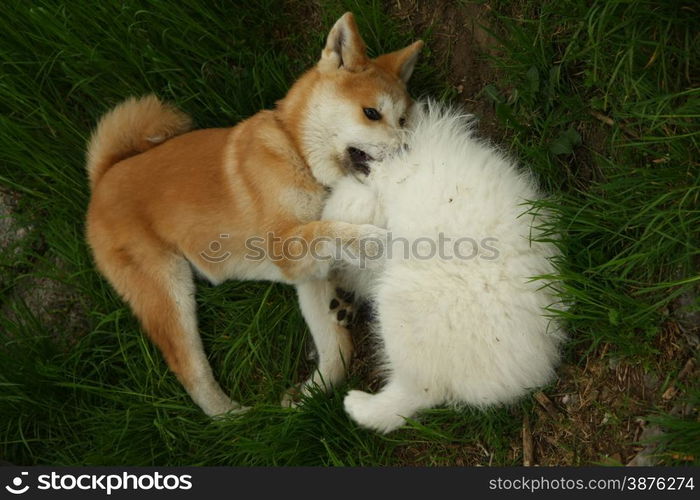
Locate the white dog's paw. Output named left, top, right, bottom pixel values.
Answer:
left=343, top=390, right=406, bottom=434
left=344, top=389, right=373, bottom=417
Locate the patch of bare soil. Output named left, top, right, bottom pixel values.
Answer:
left=389, top=0, right=503, bottom=141
left=5, top=267, right=89, bottom=347
left=0, top=189, right=88, bottom=348
left=532, top=323, right=697, bottom=466
left=275, top=1, right=325, bottom=62
left=0, top=188, right=30, bottom=254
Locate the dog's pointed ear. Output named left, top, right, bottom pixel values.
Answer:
left=318, top=12, right=368, bottom=72
left=374, top=40, right=424, bottom=83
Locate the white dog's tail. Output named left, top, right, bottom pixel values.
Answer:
left=85, top=95, right=192, bottom=189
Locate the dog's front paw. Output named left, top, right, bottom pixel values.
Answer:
left=280, top=375, right=331, bottom=409
left=281, top=383, right=303, bottom=409
left=329, top=287, right=356, bottom=327
left=345, top=224, right=388, bottom=270
left=211, top=401, right=251, bottom=419
left=357, top=224, right=388, bottom=253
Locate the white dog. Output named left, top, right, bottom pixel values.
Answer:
left=320, top=101, right=565, bottom=433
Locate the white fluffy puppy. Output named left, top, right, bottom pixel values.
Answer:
left=322, top=101, right=565, bottom=433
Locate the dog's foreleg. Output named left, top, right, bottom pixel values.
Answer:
left=283, top=279, right=353, bottom=406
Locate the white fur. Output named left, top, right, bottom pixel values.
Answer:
left=322, top=101, right=565, bottom=433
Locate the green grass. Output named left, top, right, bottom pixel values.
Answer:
left=486, top=0, right=699, bottom=463
left=1, top=0, right=698, bottom=465
left=487, top=0, right=699, bottom=357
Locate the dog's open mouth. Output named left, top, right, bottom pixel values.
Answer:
left=347, top=147, right=373, bottom=176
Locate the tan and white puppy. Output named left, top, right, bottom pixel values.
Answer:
left=85, top=13, right=422, bottom=416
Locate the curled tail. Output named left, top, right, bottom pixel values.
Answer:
left=86, top=95, right=192, bottom=189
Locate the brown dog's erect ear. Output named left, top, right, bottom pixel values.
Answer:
left=374, top=40, right=424, bottom=83
left=319, top=12, right=368, bottom=72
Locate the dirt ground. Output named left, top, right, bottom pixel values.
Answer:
left=390, top=0, right=502, bottom=139
left=0, top=188, right=87, bottom=347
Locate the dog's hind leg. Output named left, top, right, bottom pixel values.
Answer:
left=95, top=242, right=243, bottom=417
left=283, top=279, right=353, bottom=406
left=344, top=378, right=434, bottom=434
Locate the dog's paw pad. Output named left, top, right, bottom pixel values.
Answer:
left=329, top=287, right=355, bottom=327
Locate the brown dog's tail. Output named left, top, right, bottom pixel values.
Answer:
left=85, top=95, right=192, bottom=189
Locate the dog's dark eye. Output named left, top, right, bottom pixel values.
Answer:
left=363, top=107, right=381, bottom=121
left=399, top=117, right=406, bottom=127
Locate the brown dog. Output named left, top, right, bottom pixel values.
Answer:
left=85, top=12, right=422, bottom=416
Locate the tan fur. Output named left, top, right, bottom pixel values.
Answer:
left=85, top=13, right=422, bottom=416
